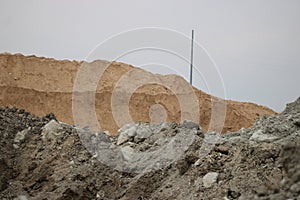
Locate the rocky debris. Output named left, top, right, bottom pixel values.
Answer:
left=0, top=97, right=300, bottom=199
left=100, top=122, right=197, bottom=173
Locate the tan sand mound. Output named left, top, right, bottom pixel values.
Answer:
left=0, top=53, right=276, bottom=134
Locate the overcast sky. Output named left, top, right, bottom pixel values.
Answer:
left=0, top=0, right=299, bottom=112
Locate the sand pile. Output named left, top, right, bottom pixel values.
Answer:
left=0, top=53, right=276, bottom=134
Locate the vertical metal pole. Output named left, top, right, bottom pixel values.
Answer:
left=190, top=30, right=194, bottom=85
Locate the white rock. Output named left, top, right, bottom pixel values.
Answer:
left=118, top=123, right=133, bottom=133
left=250, top=130, right=278, bottom=142
left=117, top=132, right=130, bottom=145
left=202, top=172, right=219, bottom=188
left=117, top=125, right=137, bottom=145
left=121, top=146, right=135, bottom=161
left=135, top=126, right=152, bottom=140
left=125, top=126, right=137, bottom=137
left=41, top=120, right=62, bottom=141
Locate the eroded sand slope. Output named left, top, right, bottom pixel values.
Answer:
left=0, top=53, right=276, bottom=134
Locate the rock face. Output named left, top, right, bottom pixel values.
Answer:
left=0, top=97, right=299, bottom=199
left=0, top=53, right=276, bottom=134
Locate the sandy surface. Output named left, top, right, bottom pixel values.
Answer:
left=0, top=53, right=276, bottom=134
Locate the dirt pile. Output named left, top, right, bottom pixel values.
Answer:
left=0, top=97, right=299, bottom=199
left=0, top=53, right=276, bottom=134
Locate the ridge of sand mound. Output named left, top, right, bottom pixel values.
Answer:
left=0, top=53, right=276, bottom=133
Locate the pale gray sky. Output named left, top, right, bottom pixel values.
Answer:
left=0, top=0, right=299, bottom=111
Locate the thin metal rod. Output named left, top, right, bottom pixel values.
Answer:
left=190, top=30, right=194, bottom=85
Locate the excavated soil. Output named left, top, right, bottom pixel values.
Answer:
left=0, top=53, right=276, bottom=134
left=0, top=97, right=299, bottom=199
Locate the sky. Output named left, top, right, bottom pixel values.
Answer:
left=0, top=0, right=299, bottom=112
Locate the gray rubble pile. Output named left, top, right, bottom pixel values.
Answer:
left=79, top=120, right=201, bottom=173
left=0, top=97, right=300, bottom=199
